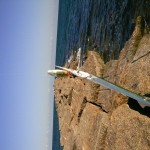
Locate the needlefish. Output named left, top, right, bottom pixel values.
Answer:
left=52, top=66, right=150, bottom=108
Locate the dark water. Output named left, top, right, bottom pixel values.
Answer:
left=53, top=0, right=150, bottom=149
left=52, top=101, right=63, bottom=150
left=56, top=0, right=150, bottom=65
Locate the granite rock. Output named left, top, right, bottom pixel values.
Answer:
left=54, top=17, right=150, bottom=150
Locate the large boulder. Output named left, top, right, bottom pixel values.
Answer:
left=54, top=16, right=150, bottom=150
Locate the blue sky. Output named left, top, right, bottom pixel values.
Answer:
left=0, top=0, right=59, bottom=150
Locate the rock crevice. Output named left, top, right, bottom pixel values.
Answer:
left=54, top=17, right=150, bottom=150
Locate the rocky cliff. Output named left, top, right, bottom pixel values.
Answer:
left=54, top=16, right=150, bottom=150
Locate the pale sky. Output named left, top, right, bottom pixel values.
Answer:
left=0, top=0, right=59, bottom=150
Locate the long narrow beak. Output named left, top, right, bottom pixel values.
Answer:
left=47, top=70, right=55, bottom=76
left=47, top=69, right=69, bottom=77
